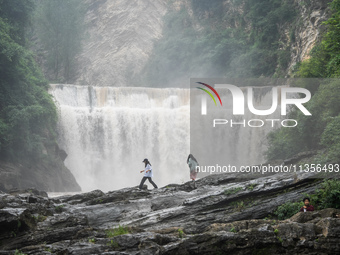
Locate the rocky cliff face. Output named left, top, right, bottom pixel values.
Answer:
left=73, top=0, right=167, bottom=86
left=0, top=144, right=81, bottom=193
left=287, top=0, right=331, bottom=73
left=71, top=0, right=332, bottom=86
left=0, top=162, right=76, bottom=193
left=1, top=162, right=339, bottom=254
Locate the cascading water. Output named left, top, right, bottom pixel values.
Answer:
left=49, top=84, right=288, bottom=192
left=50, top=84, right=190, bottom=192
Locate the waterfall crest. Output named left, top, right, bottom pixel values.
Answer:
left=50, top=84, right=288, bottom=191
left=50, top=84, right=190, bottom=192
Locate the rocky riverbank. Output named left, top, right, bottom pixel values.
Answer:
left=1, top=171, right=339, bottom=254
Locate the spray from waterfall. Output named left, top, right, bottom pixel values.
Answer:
left=49, top=84, right=286, bottom=191
left=50, top=85, right=190, bottom=191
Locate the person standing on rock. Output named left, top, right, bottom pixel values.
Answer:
left=139, top=158, right=158, bottom=190
left=299, top=197, right=314, bottom=212
left=187, top=154, right=199, bottom=188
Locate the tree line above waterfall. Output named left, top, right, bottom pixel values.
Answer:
left=139, top=0, right=298, bottom=87
left=0, top=0, right=57, bottom=161
left=0, top=0, right=85, bottom=161
left=32, top=0, right=85, bottom=83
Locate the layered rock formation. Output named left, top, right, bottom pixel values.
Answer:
left=288, top=0, right=331, bottom=72
left=1, top=170, right=339, bottom=254
left=70, top=0, right=332, bottom=86
left=73, top=0, right=167, bottom=86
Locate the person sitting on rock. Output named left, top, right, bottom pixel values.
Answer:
left=299, top=197, right=314, bottom=212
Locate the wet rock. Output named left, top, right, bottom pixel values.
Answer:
left=316, top=218, right=340, bottom=238
left=56, top=145, right=68, bottom=162
left=289, top=211, right=319, bottom=223
left=289, top=208, right=340, bottom=223
left=284, top=151, right=318, bottom=165
left=60, top=189, right=105, bottom=204
left=8, top=188, right=48, bottom=198
left=0, top=171, right=340, bottom=254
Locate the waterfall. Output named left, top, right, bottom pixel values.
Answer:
left=50, top=84, right=190, bottom=192
left=49, top=84, right=286, bottom=191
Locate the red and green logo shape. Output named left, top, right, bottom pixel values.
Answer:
left=196, top=82, right=223, bottom=106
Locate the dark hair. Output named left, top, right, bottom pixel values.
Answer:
left=303, top=197, right=310, bottom=202
left=144, top=160, right=151, bottom=168
left=187, top=154, right=198, bottom=164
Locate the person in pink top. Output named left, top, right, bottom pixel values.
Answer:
left=299, top=197, right=315, bottom=212
left=187, top=154, right=199, bottom=188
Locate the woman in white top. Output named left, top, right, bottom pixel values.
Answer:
left=139, top=158, right=158, bottom=190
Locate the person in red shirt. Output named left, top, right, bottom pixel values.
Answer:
left=299, top=197, right=315, bottom=212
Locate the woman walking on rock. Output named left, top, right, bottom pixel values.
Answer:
left=139, top=158, right=158, bottom=190
left=187, top=154, right=199, bottom=188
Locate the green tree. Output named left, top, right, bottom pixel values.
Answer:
left=267, top=0, right=340, bottom=161
left=296, top=0, right=340, bottom=78
left=140, top=0, right=297, bottom=87
left=34, top=0, right=85, bottom=82
left=266, top=79, right=340, bottom=161
left=0, top=0, right=57, bottom=161
left=274, top=180, right=340, bottom=220
left=274, top=201, right=304, bottom=220
left=0, top=0, right=34, bottom=46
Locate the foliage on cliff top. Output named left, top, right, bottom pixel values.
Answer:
left=140, top=0, right=297, bottom=87
left=32, top=0, right=85, bottom=83
left=0, top=0, right=57, bottom=161
left=266, top=79, right=340, bottom=161
left=267, top=0, right=340, bottom=162
left=296, top=0, right=340, bottom=78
